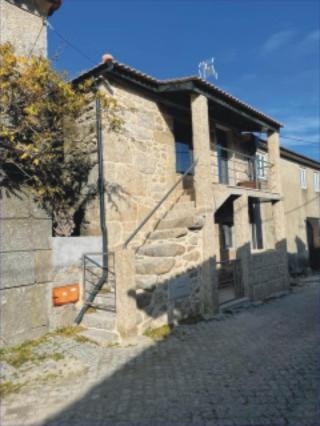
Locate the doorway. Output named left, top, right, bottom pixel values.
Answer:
left=306, top=218, right=320, bottom=270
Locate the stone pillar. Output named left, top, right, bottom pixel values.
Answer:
left=114, top=248, right=137, bottom=338
left=234, top=195, right=252, bottom=299
left=267, top=131, right=281, bottom=194
left=267, top=131, right=289, bottom=288
left=201, top=218, right=219, bottom=317
left=191, top=94, right=218, bottom=316
left=190, top=94, right=213, bottom=210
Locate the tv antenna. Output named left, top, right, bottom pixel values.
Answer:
left=198, top=57, right=218, bottom=81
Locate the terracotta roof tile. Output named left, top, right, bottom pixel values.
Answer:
left=73, top=59, right=282, bottom=128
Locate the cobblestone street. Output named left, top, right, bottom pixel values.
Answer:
left=1, top=279, right=319, bottom=426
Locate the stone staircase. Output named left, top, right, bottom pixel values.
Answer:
left=133, top=190, right=205, bottom=331
left=79, top=189, right=203, bottom=340
left=78, top=281, right=119, bottom=345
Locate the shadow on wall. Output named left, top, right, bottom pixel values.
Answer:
left=287, top=237, right=309, bottom=276
left=236, top=239, right=289, bottom=302
left=43, top=241, right=293, bottom=426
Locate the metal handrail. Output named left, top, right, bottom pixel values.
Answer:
left=215, top=144, right=273, bottom=168
left=123, top=159, right=198, bottom=248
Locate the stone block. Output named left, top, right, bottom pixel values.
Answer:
left=139, top=242, right=186, bottom=257
left=0, top=193, right=30, bottom=219
left=168, top=276, right=192, bottom=300
left=49, top=304, right=77, bottom=331
left=32, top=219, right=52, bottom=250
left=136, top=257, right=175, bottom=276
left=154, top=130, right=174, bottom=146
left=0, top=284, right=49, bottom=346
left=35, top=250, right=52, bottom=283
left=0, top=219, right=34, bottom=252
left=30, top=199, right=50, bottom=219
left=136, top=274, right=158, bottom=290
left=0, top=251, right=35, bottom=289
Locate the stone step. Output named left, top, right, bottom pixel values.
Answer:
left=136, top=274, right=158, bottom=290
left=148, top=228, right=188, bottom=241
left=78, top=328, right=119, bottom=346
left=138, top=241, right=186, bottom=257
left=157, top=214, right=197, bottom=230
left=169, top=201, right=195, bottom=212
left=93, top=294, right=115, bottom=309
left=81, top=310, right=115, bottom=330
left=164, top=207, right=197, bottom=220
left=83, top=289, right=115, bottom=310
left=136, top=257, right=175, bottom=275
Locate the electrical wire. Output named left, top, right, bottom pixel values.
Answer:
left=28, top=18, right=46, bottom=57
left=281, top=135, right=319, bottom=145
left=47, top=22, right=97, bottom=66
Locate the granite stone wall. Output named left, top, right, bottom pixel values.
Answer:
left=0, top=193, right=52, bottom=346
left=249, top=249, right=289, bottom=300
left=0, top=0, right=47, bottom=56
left=101, top=80, right=178, bottom=249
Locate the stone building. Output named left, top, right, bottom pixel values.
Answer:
left=0, top=0, right=64, bottom=346
left=0, top=0, right=319, bottom=346
left=71, top=61, right=301, bottom=338
left=258, top=143, right=320, bottom=274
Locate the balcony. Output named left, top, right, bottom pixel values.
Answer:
left=213, top=145, right=272, bottom=192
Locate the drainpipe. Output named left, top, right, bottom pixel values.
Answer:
left=75, top=78, right=108, bottom=324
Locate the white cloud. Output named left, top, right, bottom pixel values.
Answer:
left=281, top=116, right=320, bottom=147
left=295, top=29, right=320, bottom=56
left=262, top=29, right=296, bottom=53
left=284, top=117, right=320, bottom=134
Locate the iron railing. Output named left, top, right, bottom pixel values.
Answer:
left=82, top=252, right=115, bottom=312
left=217, top=259, right=244, bottom=302
left=214, top=145, right=272, bottom=191
left=124, top=158, right=198, bottom=248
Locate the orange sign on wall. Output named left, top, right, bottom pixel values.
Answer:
left=53, top=284, right=80, bottom=306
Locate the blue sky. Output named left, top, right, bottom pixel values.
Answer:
left=49, top=0, right=320, bottom=160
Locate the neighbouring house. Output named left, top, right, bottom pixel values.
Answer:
left=0, top=0, right=319, bottom=346
left=258, top=143, right=320, bottom=275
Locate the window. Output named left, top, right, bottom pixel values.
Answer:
left=216, top=129, right=229, bottom=184
left=174, top=120, right=193, bottom=174
left=220, top=224, right=233, bottom=250
left=314, top=172, right=320, bottom=193
left=249, top=199, right=263, bottom=249
left=175, top=142, right=193, bottom=174
left=299, top=168, right=307, bottom=189
left=256, top=153, right=267, bottom=180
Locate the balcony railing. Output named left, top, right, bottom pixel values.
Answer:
left=214, top=145, right=272, bottom=191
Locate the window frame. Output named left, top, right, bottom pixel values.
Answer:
left=249, top=199, right=264, bottom=250
left=314, top=172, right=320, bottom=193
left=256, top=152, right=268, bottom=181
left=299, top=167, right=307, bottom=190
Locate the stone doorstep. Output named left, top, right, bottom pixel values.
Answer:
left=219, top=297, right=250, bottom=312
